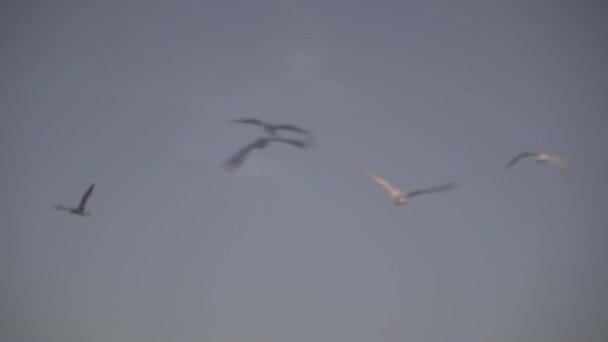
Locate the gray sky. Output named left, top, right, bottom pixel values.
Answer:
left=1, top=0, right=607, bottom=341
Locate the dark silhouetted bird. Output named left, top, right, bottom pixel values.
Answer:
left=222, top=137, right=309, bottom=171
left=230, top=118, right=312, bottom=139
left=364, top=170, right=457, bottom=206
left=505, top=152, right=567, bottom=173
left=54, top=183, right=95, bottom=216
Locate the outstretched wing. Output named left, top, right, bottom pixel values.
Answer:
left=267, top=137, right=309, bottom=149
left=78, top=183, right=95, bottom=211
left=364, top=170, right=403, bottom=197
left=222, top=137, right=308, bottom=171
left=221, top=139, right=262, bottom=171
left=230, top=118, right=268, bottom=127
left=505, top=152, right=537, bottom=169
left=273, top=124, right=311, bottom=135
left=54, top=204, right=72, bottom=212
left=408, top=182, right=458, bottom=198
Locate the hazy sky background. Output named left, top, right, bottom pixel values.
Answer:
left=1, top=0, right=607, bottom=341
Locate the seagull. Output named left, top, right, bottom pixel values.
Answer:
left=222, top=137, right=309, bottom=171
left=54, top=183, right=95, bottom=216
left=505, top=152, right=567, bottom=173
left=230, top=118, right=313, bottom=140
left=364, top=170, right=457, bottom=206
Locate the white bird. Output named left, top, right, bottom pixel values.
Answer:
left=54, top=183, right=95, bottom=216
left=364, top=170, right=457, bottom=206
left=505, top=152, right=568, bottom=173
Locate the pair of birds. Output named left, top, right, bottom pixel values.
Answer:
left=222, top=118, right=313, bottom=171
left=54, top=145, right=566, bottom=216
left=54, top=119, right=312, bottom=217
left=364, top=151, right=567, bottom=206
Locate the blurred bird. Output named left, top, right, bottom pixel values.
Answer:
left=222, top=137, right=309, bottom=171
left=230, top=118, right=313, bottom=142
left=505, top=152, right=568, bottom=173
left=54, top=183, right=95, bottom=216
left=364, top=170, right=457, bottom=206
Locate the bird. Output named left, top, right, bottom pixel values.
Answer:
left=222, top=137, right=309, bottom=171
left=505, top=152, right=568, bottom=173
left=54, top=183, right=95, bottom=216
left=230, top=118, right=313, bottom=140
left=364, top=170, right=457, bottom=206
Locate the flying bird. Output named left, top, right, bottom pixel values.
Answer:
left=222, top=137, right=309, bottom=171
left=364, top=170, right=457, bottom=206
left=54, top=183, right=95, bottom=216
left=230, top=118, right=313, bottom=140
left=505, top=152, right=568, bottom=173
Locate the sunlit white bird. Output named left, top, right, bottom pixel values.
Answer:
left=364, top=170, right=457, bottom=206
left=505, top=152, right=568, bottom=173
left=54, top=183, right=95, bottom=216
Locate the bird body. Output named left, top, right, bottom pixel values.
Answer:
left=505, top=152, right=567, bottom=173
left=54, top=205, right=92, bottom=216
left=54, top=183, right=95, bottom=216
left=364, top=170, right=457, bottom=206
left=230, top=118, right=313, bottom=142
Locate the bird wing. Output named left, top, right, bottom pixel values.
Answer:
left=230, top=118, right=267, bottom=127
left=408, top=182, right=458, bottom=198
left=54, top=204, right=71, bottom=212
left=77, top=183, right=95, bottom=211
left=505, top=152, right=537, bottom=169
left=267, top=137, right=308, bottom=149
left=364, top=170, right=403, bottom=196
left=272, top=124, right=311, bottom=135
left=221, top=139, right=262, bottom=171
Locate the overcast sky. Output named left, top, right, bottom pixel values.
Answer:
left=1, top=0, right=607, bottom=341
